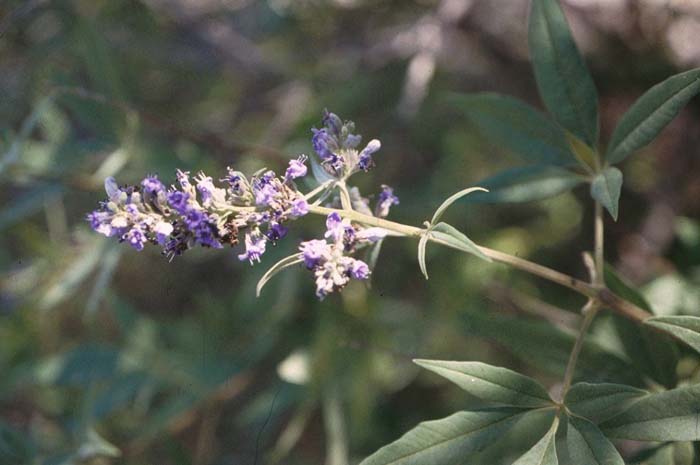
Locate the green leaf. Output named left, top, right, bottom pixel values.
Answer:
left=529, top=0, right=599, bottom=146
left=430, top=223, right=491, bottom=262
left=359, top=407, right=531, bottom=465
left=461, top=310, right=645, bottom=386
left=256, top=254, right=303, bottom=297
left=448, top=92, right=576, bottom=166
left=590, top=167, right=623, bottom=220
left=567, top=416, right=624, bottom=465
left=601, top=384, right=700, bottom=441
left=607, top=68, right=700, bottom=164
left=431, top=187, right=488, bottom=224
left=417, top=233, right=429, bottom=280
left=466, top=165, right=584, bottom=204
left=512, top=418, right=559, bottom=465
left=644, top=315, right=700, bottom=355
left=414, top=359, right=553, bottom=408
left=565, top=131, right=599, bottom=171
left=565, top=383, right=647, bottom=424
left=603, top=265, right=679, bottom=388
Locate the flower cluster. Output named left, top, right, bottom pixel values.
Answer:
left=299, top=212, right=387, bottom=298
left=87, top=110, right=399, bottom=299
left=312, top=110, right=382, bottom=178
left=87, top=158, right=310, bottom=262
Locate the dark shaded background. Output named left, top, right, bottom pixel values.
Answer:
left=1, top=0, right=700, bottom=464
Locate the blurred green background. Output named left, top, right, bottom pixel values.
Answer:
left=2, top=0, right=700, bottom=464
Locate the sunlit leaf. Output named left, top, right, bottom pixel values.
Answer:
left=590, top=167, right=623, bottom=220
left=414, top=359, right=553, bottom=408
left=529, top=0, right=599, bottom=146
left=607, top=68, right=700, bottom=164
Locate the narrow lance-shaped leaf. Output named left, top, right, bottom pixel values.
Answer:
left=448, top=92, right=577, bottom=166
left=567, top=416, right=624, bottom=465
left=465, top=165, right=585, bottom=204
left=564, top=383, right=647, bottom=424
left=414, top=360, right=553, bottom=408
left=431, top=187, right=488, bottom=224
left=512, top=417, right=559, bottom=465
left=601, top=384, right=700, bottom=441
left=607, top=68, right=700, bottom=164
left=603, top=264, right=679, bottom=388
left=359, top=408, right=529, bottom=465
left=417, top=233, right=429, bottom=280
left=644, top=315, right=700, bottom=355
left=430, top=222, right=490, bottom=262
left=256, top=254, right=304, bottom=297
left=590, top=167, right=623, bottom=220
left=529, top=0, right=599, bottom=147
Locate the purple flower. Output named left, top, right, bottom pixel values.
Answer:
left=266, top=222, right=288, bottom=242
left=238, top=233, right=267, bottom=264
left=253, top=171, right=280, bottom=206
left=176, top=170, right=191, bottom=189
left=299, top=239, right=331, bottom=269
left=167, top=191, right=190, bottom=214
left=154, top=221, right=173, bottom=245
left=324, top=212, right=344, bottom=242
left=285, top=155, right=308, bottom=180
left=358, top=139, right=381, bottom=171
left=290, top=198, right=309, bottom=218
left=124, top=225, right=147, bottom=251
left=376, top=185, right=399, bottom=218
left=184, top=208, right=206, bottom=228
left=87, top=210, right=117, bottom=237
left=322, top=110, right=343, bottom=136
left=141, top=175, right=165, bottom=195
left=347, top=259, right=370, bottom=280
left=312, top=128, right=337, bottom=161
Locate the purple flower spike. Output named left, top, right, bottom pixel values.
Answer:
left=285, top=155, right=308, bottom=180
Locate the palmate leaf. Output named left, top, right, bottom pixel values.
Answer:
left=600, top=384, right=700, bottom=441
left=590, top=167, right=623, bottom=220
left=529, top=0, right=599, bottom=147
left=607, top=68, right=700, bottom=164
left=512, top=418, right=559, bottom=465
left=566, top=416, right=624, bottom=465
left=644, top=315, right=700, bottom=355
left=359, top=407, right=543, bottom=465
left=465, top=165, right=585, bottom=204
left=414, top=360, right=553, bottom=408
left=448, top=92, right=577, bottom=166
left=564, top=383, right=647, bottom=424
